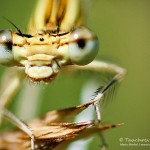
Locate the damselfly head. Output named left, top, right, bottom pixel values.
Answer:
left=0, top=27, right=99, bottom=82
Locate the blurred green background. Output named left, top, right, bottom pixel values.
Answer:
left=0, top=0, right=150, bottom=150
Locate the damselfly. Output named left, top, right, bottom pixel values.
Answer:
left=0, top=0, right=126, bottom=149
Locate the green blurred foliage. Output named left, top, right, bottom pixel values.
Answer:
left=0, top=0, right=150, bottom=150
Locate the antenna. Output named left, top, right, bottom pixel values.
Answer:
left=2, top=16, right=23, bottom=35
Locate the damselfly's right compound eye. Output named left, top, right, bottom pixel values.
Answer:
left=69, top=27, right=99, bottom=65
left=0, top=29, right=13, bottom=65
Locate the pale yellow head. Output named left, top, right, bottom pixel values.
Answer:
left=0, top=27, right=99, bottom=82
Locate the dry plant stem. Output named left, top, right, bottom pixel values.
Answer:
left=0, top=95, right=124, bottom=150
left=31, top=100, right=95, bottom=124
left=54, top=123, right=123, bottom=150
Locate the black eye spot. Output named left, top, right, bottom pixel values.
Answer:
left=39, top=37, right=44, bottom=41
left=77, top=39, right=86, bottom=49
left=5, top=41, right=12, bottom=51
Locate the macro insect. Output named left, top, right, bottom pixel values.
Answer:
left=0, top=0, right=126, bottom=150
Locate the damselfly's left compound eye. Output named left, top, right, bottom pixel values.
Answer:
left=0, top=29, right=13, bottom=65
left=69, top=27, right=99, bottom=65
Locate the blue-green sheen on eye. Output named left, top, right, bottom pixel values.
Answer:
left=69, top=27, right=99, bottom=65
left=0, top=30, right=14, bottom=65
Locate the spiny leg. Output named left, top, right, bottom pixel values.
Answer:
left=61, top=60, right=126, bottom=149
left=61, top=60, right=126, bottom=122
left=91, top=74, right=123, bottom=150
left=92, top=73, right=124, bottom=124
left=78, top=75, right=121, bottom=150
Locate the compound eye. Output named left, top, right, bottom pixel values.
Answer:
left=0, top=29, right=13, bottom=65
left=69, top=27, right=99, bottom=65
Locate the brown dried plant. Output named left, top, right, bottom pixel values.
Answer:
left=0, top=99, right=122, bottom=150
